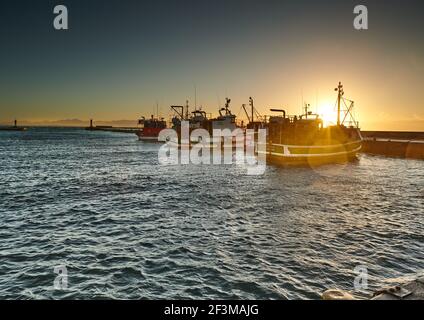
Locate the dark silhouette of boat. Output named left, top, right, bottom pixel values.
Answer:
left=169, top=98, right=242, bottom=148
left=256, top=82, right=362, bottom=166
left=161, top=83, right=362, bottom=166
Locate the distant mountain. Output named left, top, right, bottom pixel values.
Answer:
left=50, top=119, right=86, bottom=125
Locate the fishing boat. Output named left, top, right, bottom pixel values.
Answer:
left=170, top=100, right=208, bottom=131
left=136, top=115, right=167, bottom=141
left=169, top=101, right=210, bottom=148
left=169, top=98, right=240, bottom=148
left=210, top=98, right=237, bottom=132
left=258, top=82, right=362, bottom=166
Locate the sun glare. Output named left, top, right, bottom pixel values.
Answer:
left=318, top=102, right=337, bottom=127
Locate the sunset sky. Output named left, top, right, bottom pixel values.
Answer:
left=1, top=0, right=423, bottom=130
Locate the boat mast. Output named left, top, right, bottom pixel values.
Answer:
left=335, top=81, right=344, bottom=126
left=304, top=103, right=310, bottom=119
left=242, top=104, right=251, bottom=123
left=249, top=97, right=254, bottom=122
left=185, top=100, right=189, bottom=120
left=224, top=98, right=231, bottom=115
left=194, top=85, right=197, bottom=111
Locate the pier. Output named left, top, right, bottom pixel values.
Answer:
left=0, top=120, right=27, bottom=131
left=85, top=119, right=140, bottom=134
left=361, top=131, right=424, bottom=160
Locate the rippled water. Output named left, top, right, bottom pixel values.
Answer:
left=0, top=127, right=423, bottom=299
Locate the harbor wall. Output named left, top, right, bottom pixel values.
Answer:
left=85, top=126, right=140, bottom=133
left=361, top=131, right=424, bottom=140
left=361, top=131, right=424, bottom=160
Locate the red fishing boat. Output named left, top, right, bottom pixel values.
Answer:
left=136, top=115, right=167, bottom=141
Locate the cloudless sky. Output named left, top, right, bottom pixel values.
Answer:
left=0, top=0, right=423, bottom=130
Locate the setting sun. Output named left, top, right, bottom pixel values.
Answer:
left=318, top=101, right=338, bottom=127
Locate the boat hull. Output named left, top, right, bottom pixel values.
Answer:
left=136, top=128, right=163, bottom=142
left=138, top=136, right=160, bottom=141
left=260, top=140, right=362, bottom=166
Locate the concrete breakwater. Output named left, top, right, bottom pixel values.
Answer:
left=361, top=131, right=424, bottom=140
left=361, top=131, right=424, bottom=160
left=0, top=120, right=27, bottom=131
left=85, top=126, right=140, bottom=134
